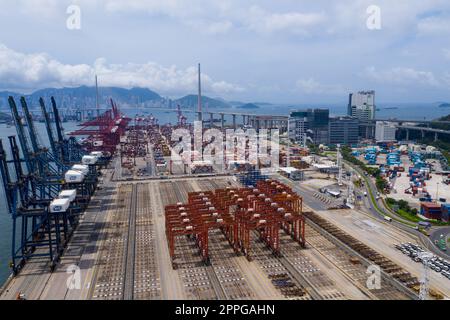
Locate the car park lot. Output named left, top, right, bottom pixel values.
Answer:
left=396, top=243, right=450, bottom=280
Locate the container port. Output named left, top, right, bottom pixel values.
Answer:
left=1, top=93, right=449, bottom=302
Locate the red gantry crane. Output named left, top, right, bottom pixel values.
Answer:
left=165, top=180, right=306, bottom=268
left=69, top=99, right=130, bottom=155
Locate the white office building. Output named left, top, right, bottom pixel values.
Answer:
left=288, top=116, right=308, bottom=147
left=375, top=121, right=397, bottom=142
left=348, top=91, right=376, bottom=121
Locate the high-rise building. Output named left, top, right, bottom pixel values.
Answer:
left=288, top=111, right=308, bottom=146
left=329, top=116, right=359, bottom=146
left=375, top=121, right=397, bottom=142
left=288, top=109, right=329, bottom=145
left=348, top=91, right=376, bottom=121
left=308, top=108, right=329, bottom=145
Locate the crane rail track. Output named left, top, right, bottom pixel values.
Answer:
left=303, top=211, right=419, bottom=299
left=123, top=183, right=138, bottom=300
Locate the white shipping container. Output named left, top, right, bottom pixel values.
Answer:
left=90, top=151, right=103, bottom=158
left=82, top=155, right=98, bottom=165
left=50, top=198, right=70, bottom=213
left=71, top=164, right=89, bottom=175
left=65, top=170, right=85, bottom=183
left=58, top=189, right=77, bottom=202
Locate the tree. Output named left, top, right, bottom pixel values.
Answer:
left=376, top=177, right=387, bottom=191
left=397, top=200, right=409, bottom=210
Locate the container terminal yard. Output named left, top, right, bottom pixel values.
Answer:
left=0, top=94, right=449, bottom=301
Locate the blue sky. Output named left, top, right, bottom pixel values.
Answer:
left=0, top=0, right=450, bottom=104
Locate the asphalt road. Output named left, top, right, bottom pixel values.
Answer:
left=430, top=227, right=450, bottom=252
left=345, top=160, right=450, bottom=259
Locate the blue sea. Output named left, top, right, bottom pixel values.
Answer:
left=0, top=102, right=449, bottom=285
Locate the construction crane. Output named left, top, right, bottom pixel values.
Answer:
left=346, top=170, right=355, bottom=208
left=418, top=252, right=433, bottom=300
left=337, top=144, right=343, bottom=186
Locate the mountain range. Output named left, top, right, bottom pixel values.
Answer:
left=0, top=86, right=266, bottom=111
left=0, top=86, right=162, bottom=110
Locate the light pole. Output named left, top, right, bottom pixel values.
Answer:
left=436, top=182, right=439, bottom=203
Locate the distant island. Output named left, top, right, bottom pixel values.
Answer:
left=237, top=103, right=260, bottom=109
left=439, top=103, right=450, bottom=108
left=174, top=94, right=231, bottom=109
left=252, top=102, right=272, bottom=106
left=230, top=101, right=271, bottom=108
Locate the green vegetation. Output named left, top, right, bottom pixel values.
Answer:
left=353, top=178, right=363, bottom=188
left=375, top=176, right=388, bottom=191
left=430, top=140, right=450, bottom=162
left=430, top=113, right=450, bottom=131
left=386, top=198, right=449, bottom=226
left=308, top=144, right=324, bottom=156
left=417, top=138, right=450, bottom=165
left=341, top=146, right=387, bottom=192
left=428, top=114, right=450, bottom=164
left=386, top=198, right=422, bottom=222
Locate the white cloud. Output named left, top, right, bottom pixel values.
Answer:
left=245, top=5, right=325, bottom=35
left=0, top=44, right=244, bottom=94
left=186, top=20, right=233, bottom=35
left=103, top=0, right=207, bottom=18
left=205, top=20, right=233, bottom=35
left=102, top=1, right=327, bottom=36
left=363, top=66, right=440, bottom=86
left=295, top=78, right=345, bottom=95
left=4, top=0, right=450, bottom=38
left=103, top=0, right=235, bottom=34
left=417, top=15, right=450, bottom=36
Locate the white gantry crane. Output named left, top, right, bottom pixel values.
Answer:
left=418, top=252, right=433, bottom=300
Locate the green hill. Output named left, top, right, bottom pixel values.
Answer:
left=174, top=95, right=231, bottom=109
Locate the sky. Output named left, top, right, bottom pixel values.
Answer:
left=0, top=0, right=450, bottom=104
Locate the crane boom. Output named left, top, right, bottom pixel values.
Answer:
left=39, top=98, right=58, bottom=158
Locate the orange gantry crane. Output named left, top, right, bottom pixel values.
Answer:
left=164, top=179, right=305, bottom=268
